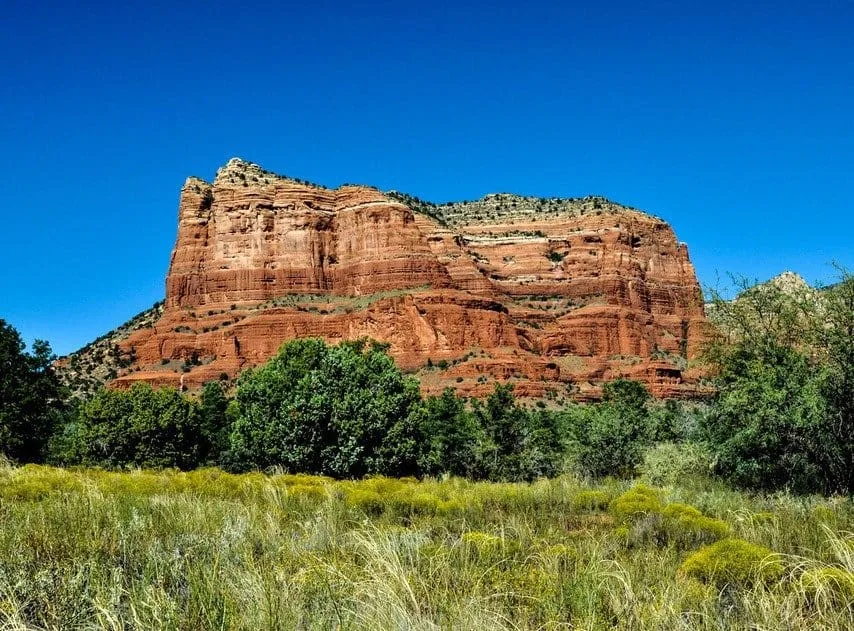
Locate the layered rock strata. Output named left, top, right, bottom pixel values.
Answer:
left=89, top=158, right=706, bottom=399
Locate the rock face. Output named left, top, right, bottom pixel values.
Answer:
left=101, top=158, right=706, bottom=399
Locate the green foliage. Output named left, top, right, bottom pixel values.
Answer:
left=571, top=490, right=611, bottom=512
left=198, top=381, right=233, bottom=464
left=611, top=486, right=729, bottom=548
left=702, top=341, right=829, bottom=492
left=575, top=379, right=653, bottom=478
left=681, top=538, right=783, bottom=586
left=815, top=270, right=854, bottom=493
left=472, top=384, right=562, bottom=481
left=229, top=338, right=424, bottom=477
left=703, top=270, right=854, bottom=494
left=0, top=320, right=66, bottom=463
left=660, top=503, right=731, bottom=546
left=69, top=383, right=206, bottom=469
left=415, top=388, right=483, bottom=478
left=639, top=441, right=714, bottom=487
left=648, top=399, right=696, bottom=442
left=602, top=378, right=651, bottom=416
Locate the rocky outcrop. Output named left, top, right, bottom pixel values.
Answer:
left=76, top=158, right=707, bottom=400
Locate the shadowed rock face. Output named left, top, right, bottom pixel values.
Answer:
left=105, top=158, right=706, bottom=399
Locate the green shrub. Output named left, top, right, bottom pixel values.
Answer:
left=611, top=487, right=729, bottom=548
left=415, top=388, right=484, bottom=478
left=0, top=321, right=65, bottom=463
left=472, top=384, right=562, bottom=481
left=461, top=531, right=507, bottom=560
left=287, top=483, right=328, bottom=502
left=69, top=384, right=206, bottom=469
left=681, top=538, right=783, bottom=586
left=576, top=380, right=653, bottom=478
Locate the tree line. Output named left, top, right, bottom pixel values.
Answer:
left=0, top=269, right=851, bottom=493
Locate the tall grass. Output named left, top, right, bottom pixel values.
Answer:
left=0, top=463, right=850, bottom=629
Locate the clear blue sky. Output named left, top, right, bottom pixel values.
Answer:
left=1, top=0, right=852, bottom=355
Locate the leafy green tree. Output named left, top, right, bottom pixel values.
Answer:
left=198, top=381, right=233, bottom=464
left=701, top=341, right=827, bottom=492
left=648, top=399, right=692, bottom=443
left=575, top=379, right=653, bottom=478
left=0, top=320, right=66, bottom=462
left=229, top=338, right=424, bottom=477
left=70, top=384, right=205, bottom=469
left=602, top=378, right=651, bottom=422
left=473, top=384, right=562, bottom=481
left=815, top=271, right=854, bottom=493
left=415, top=388, right=483, bottom=477
left=702, top=269, right=854, bottom=493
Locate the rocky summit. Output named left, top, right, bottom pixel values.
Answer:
left=60, top=158, right=708, bottom=400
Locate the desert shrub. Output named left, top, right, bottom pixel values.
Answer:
left=703, top=270, right=854, bottom=495
left=610, top=485, right=663, bottom=524
left=611, top=486, right=729, bottom=548
left=0, top=465, right=84, bottom=500
left=660, top=502, right=730, bottom=546
left=287, top=483, right=328, bottom=502
left=638, top=441, right=714, bottom=487
left=344, top=489, right=385, bottom=515
left=647, top=399, right=702, bottom=442
left=472, top=384, right=562, bottom=481
left=198, top=381, right=234, bottom=464
left=461, top=531, right=504, bottom=560
left=393, top=491, right=440, bottom=515
left=572, top=490, right=611, bottom=512
left=681, top=538, right=783, bottom=586
left=702, top=341, right=829, bottom=493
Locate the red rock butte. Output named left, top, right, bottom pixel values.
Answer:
left=104, top=158, right=707, bottom=399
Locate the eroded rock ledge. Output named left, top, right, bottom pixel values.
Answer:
left=64, top=158, right=708, bottom=400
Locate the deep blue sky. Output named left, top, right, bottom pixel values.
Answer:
left=2, top=0, right=852, bottom=355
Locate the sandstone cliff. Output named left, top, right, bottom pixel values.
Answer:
left=62, top=158, right=708, bottom=400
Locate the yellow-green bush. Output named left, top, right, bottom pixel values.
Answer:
left=344, top=489, right=385, bottom=515
left=387, top=491, right=440, bottom=515
left=274, top=473, right=332, bottom=487
left=800, top=567, right=854, bottom=607
left=436, top=498, right=464, bottom=515
left=681, top=538, right=783, bottom=586
left=661, top=503, right=731, bottom=546
left=288, top=483, right=328, bottom=502
left=0, top=466, right=84, bottom=500
left=610, top=485, right=663, bottom=524
left=537, top=542, right=578, bottom=572
left=572, top=490, right=611, bottom=512
left=461, top=531, right=504, bottom=559
left=610, top=486, right=729, bottom=549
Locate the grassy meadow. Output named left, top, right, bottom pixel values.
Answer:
left=0, top=464, right=851, bottom=630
